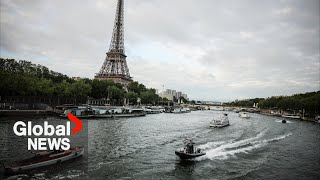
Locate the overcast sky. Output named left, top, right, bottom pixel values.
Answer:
left=0, top=0, right=319, bottom=101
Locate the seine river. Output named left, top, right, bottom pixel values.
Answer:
left=1, top=111, right=319, bottom=179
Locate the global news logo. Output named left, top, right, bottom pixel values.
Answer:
left=12, top=113, right=82, bottom=151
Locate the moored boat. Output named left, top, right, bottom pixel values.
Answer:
left=61, top=108, right=94, bottom=118
left=211, top=106, right=224, bottom=111
left=210, top=113, right=230, bottom=128
left=281, top=114, right=301, bottom=119
left=111, top=108, right=146, bottom=117
left=3, top=147, right=84, bottom=174
left=93, top=108, right=114, bottom=118
left=143, top=107, right=162, bottom=114
left=172, top=108, right=191, bottom=114
left=233, top=108, right=238, bottom=112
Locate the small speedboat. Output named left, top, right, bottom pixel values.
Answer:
left=175, top=139, right=205, bottom=159
left=175, top=150, right=206, bottom=159
left=3, top=147, right=84, bottom=174
left=282, top=119, right=287, bottom=123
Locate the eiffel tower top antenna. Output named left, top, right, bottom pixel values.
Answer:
left=109, top=0, right=125, bottom=53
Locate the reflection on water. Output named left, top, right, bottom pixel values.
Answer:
left=1, top=111, right=320, bottom=179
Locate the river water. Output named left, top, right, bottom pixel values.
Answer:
left=0, top=111, right=319, bottom=179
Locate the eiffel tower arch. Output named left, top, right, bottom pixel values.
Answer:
left=95, top=0, right=132, bottom=88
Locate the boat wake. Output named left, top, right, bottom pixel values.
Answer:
left=275, top=120, right=293, bottom=123
left=195, top=130, right=292, bottom=161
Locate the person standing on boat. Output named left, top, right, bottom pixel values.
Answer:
left=185, top=139, right=194, bottom=154
left=189, top=140, right=194, bottom=154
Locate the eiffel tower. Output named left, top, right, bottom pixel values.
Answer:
left=95, top=0, right=132, bottom=87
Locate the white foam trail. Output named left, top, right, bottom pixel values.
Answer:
left=275, top=120, right=293, bottom=123
left=6, top=174, right=29, bottom=180
left=263, top=132, right=292, bottom=142
left=195, top=131, right=292, bottom=161
left=197, top=141, right=226, bottom=150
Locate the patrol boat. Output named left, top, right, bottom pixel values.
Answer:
left=175, top=139, right=205, bottom=159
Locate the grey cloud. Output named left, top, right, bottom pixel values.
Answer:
left=0, top=0, right=319, bottom=101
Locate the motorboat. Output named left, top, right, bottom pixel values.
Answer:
left=172, top=108, right=191, bottom=114
left=175, top=139, right=205, bottom=159
left=3, top=147, right=84, bottom=174
left=210, top=113, right=230, bottom=128
left=239, top=112, right=250, bottom=118
left=61, top=108, right=94, bottom=118
left=281, top=114, right=301, bottom=119
left=282, top=119, right=287, bottom=123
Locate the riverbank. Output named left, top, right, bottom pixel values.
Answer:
left=256, top=109, right=316, bottom=122
left=0, top=110, right=59, bottom=117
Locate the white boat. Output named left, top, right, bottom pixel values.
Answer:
left=4, top=147, right=84, bottom=174
left=210, top=113, right=230, bottom=128
left=173, top=108, right=191, bottom=113
left=143, top=107, right=162, bottom=114
left=61, top=108, right=94, bottom=118
left=281, top=114, right=301, bottom=119
left=92, top=107, right=146, bottom=118
left=211, top=106, right=224, bottom=111
left=233, top=108, right=241, bottom=113
left=111, top=108, right=146, bottom=117
left=93, top=108, right=114, bottom=118
left=224, top=107, right=234, bottom=111
left=270, top=110, right=281, bottom=116
left=239, top=112, right=250, bottom=118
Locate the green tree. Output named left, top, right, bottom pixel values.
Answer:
left=128, top=81, right=140, bottom=94
left=140, top=90, right=159, bottom=105
left=107, top=85, right=124, bottom=105
left=35, top=78, right=54, bottom=96
left=54, top=80, right=72, bottom=96
left=70, top=80, right=92, bottom=97
left=125, top=91, right=138, bottom=104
